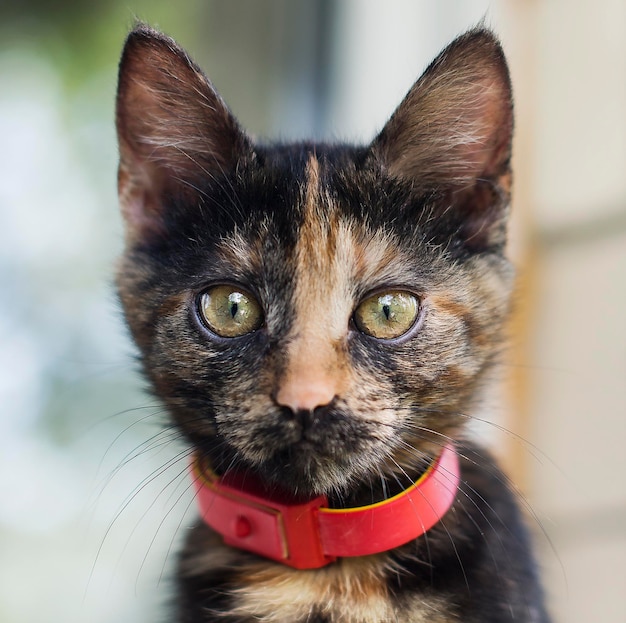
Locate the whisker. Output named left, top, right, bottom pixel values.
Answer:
left=396, top=419, right=564, bottom=578
left=158, top=473, right=204, bottom=587
left=133, top=456, right=195, bottom=592
left=94, top=420, right=182, bottom=501
left=393, top=427, right=565, bottom=614
left=91, top=404, right=168, bottom=476
left=87, top=444, right=192, bottom=594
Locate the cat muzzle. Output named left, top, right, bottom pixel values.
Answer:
left=190, top=443, right=460, bottom=569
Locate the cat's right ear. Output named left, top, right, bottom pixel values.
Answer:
left=116, top=25, right=251, bottom=243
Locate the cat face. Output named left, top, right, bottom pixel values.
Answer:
left=115, top=27, right=514, bottom=498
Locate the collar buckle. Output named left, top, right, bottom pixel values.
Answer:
left=192, top=460, right=336, bottom=569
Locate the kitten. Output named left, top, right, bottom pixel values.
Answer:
left=115, top=24, right=550, bottom=623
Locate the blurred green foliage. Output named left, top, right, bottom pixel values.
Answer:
left=0, top=0, right=206, bottom=88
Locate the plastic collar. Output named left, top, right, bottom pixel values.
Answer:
left=191, top=443, right=459, bottom=569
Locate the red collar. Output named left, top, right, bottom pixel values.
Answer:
left=191, top=443, right=459, bottom=569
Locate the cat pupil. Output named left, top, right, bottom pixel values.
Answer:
left=382, top=304, right=391, bottom=320
left=230, top=301, right=238, bottom=318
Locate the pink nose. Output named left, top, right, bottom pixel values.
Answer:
left=274, top=377, right=337, bottom=412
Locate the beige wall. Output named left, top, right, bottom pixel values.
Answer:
left=500, top=2, right=626, bottom=621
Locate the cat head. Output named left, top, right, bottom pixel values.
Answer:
left=115, top=25, right=514, bottom=499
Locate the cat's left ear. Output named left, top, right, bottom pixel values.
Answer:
left=116, top=25, right=252, bottom=243
left=369, top=28, right=513, bottom=252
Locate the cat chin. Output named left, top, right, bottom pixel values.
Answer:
left=258, top=468, right=349, bottom=500
left=252, top=455, right=359, bottom=499
left=210, top=445, right=374, bottom=500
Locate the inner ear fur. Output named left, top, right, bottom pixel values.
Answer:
left=116, top=24, right=251, bottom=241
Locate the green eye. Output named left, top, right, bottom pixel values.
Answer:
left=354, top=291, right=419, bottom=340
left=198, top=285, right=263, bottom=338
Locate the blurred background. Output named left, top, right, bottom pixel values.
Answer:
left=1, top=1, right=624, bottom=621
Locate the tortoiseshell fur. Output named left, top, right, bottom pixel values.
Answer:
left=115, top=24, right=550, bottom=622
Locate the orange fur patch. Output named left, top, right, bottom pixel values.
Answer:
left=275, top=155, right=352, bottom=411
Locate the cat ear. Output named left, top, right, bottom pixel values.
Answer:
left=370, top=29, right=513, bottom=251
left=115, top=25, right=251, bottom=242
